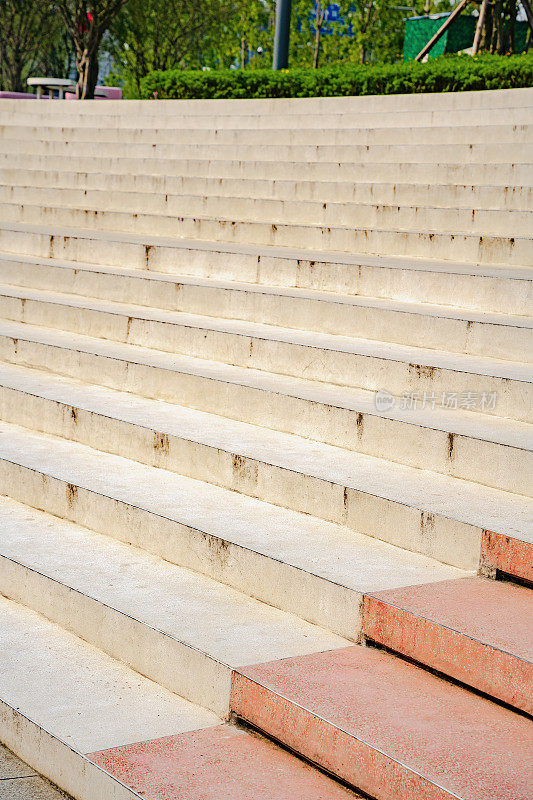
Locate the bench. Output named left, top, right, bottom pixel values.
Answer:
left=27, top=77, right=75, bottom=99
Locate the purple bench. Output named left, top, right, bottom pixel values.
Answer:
left=65, top=86, right=122, bottom=100
left=0, top=86, right=122, bottom=100
left=0, top=91, right=38, bottom=99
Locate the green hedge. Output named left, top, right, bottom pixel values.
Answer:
left=140, top=54, right=533, bottom=100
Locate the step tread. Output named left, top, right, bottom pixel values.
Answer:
left=2, top=121, right=531, bottom=136
left=363, top=576, right=533, bottom=713
left=87, top=725, right=364, bottom=800
left=2, top=314, right=529, bottom=449
left=0, top=596, right=363, bottom=800
left=0, top=324, right=531, bottom=541
left=2, top=251, right=532, bottom=324
left=0, top=494, right=348, bottom=667
left=4, top=332, right=533, bottom=450
left=0, top=413, right=464, bottom=592
left=1, top=352, right=530, bottom=462
left=3, top=135, right=529, bottom=149
left=232, top=645, right=533, bottom=800
left=3, top=169, right=533, bottom=211
left=7, top=183, right=533, bottom=223
left=2, top=282, right=532, bottom=379
left=4, top=200, right=530, bottom=248
left=367, top=576, right=532, bottom=662
left=3, top=220, right=531, bottom=280
left=0, top=594, right=218, bottom=755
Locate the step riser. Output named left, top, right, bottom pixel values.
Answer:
left=3, top=256, right=532, bottom=349
left=2, top=233, right=530, bottom=316
left=0, top=555, right=232, bottom=716
left=2, top=168, right=532, bottom=211
left=2, top=105, right=532, bottom=129
left=0, top=370, right=530, bottom=501
left=1, top=152, right=530, bottom=187
left=1, top=296, right=527, bottom=422
left=2, top=138, right=531, bottom=164
left=362, top=595, right=532, bottom=714
left=0, top=702, right=139, bottom=800
left=481, top=530, right=533, bottom=583
left=231, top=673, right=452, bottom=800
left=1, top=272, right=529, bottom=364
left=4, top=185, right=531, bottom=237
left=2, top=88, right=531, bottom=114
left=0, top=377, right=483, bottom=571
left=0, top=457, right=361, bottom=637
left=2, top=202, right=530, bottom=267
left=3, top=123, right=532, bottom=146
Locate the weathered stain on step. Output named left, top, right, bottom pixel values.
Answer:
left=48, top=235, right=55, bottom=258
left=356, top=412, right=364, bottom=440
left=420, top=510, right=435, bottom=539
left=232, top=454, right=258, bottom=485
left=204, top=531, right=230, bottom=567
left=153, top=431, right=170, bottom=455
left=144, top=244, right=153, bottom=269
left=409, top=363, right=435, bottom=379
left=70, top=407, right=78, bottom=424
left=66, top=483, right=78, bottom=507
left=447, top=432, right=455, bottom=461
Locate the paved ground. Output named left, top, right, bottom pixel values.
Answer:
left=0, top=744, right=72, bottom=799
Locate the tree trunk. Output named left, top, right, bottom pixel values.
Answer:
left=76, top=43, right=99, bottom=99
left=313, top=3, right=325, bottom=69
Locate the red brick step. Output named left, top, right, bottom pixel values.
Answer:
left=89, top=724, right=363, bottom=800
left=363, top=575, right=533, bottom=713
left=231, top=645, right=533, bottom=800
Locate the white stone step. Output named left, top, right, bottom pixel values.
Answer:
left=8, top=152, right=533, bottom=193
left=2, top=87, right=531, bottom=116
left=0, top=270, right=530, bottom=367
left=0, top=494, right=350, bottom=716
left=1, top=89, right=531, bottom=124
left=0, top=594, right=219, bottom=799
left=2, top=250, right=531, bottom=322
left=0, top=257, right=529, bottom=362
left=0, top=358, right=529, bottom=568
left=2, top=121, right=531, bottom=146
left=2, top=201, right=530, bottom=266
left=1, top=151, right=530, bottom=188
left=2, top=136, right=531, bottom=166
left=0, top=418, right=468, bottom=619
left=1, top=314, right=530, bottom=494
left=3, top=184, right=530, bottom=237
left=1, top=98, right=531, bottom=129
left=1, top=225, right=530, bottom=315
left=0, top=354, right=529, bottom=501
left=1, top=167, right=531, bottom=211
left=0, top=289, right=530, bottom=420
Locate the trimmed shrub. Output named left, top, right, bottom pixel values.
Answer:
left=140, top=54, right=533, bottom=100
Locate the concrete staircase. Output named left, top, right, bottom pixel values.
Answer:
left=0, top=88, right=531, bottom=800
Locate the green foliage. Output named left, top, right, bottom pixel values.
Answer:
left=107, top=0, right=237, bottom=97
left=140, top=53, right=533, bottom=100
left=0, top=0, right=70, bottom=92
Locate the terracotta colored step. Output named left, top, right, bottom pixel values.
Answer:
left=89, top=724, right=362, bottom=800
left=481, top=529, right=533, bottom=583
left=363, top=576, right=533, bottom=714
left=231, top=646, right=533, bottom=800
